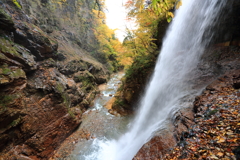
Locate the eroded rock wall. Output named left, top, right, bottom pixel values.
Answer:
left=0, top=0, right=109, bottom=159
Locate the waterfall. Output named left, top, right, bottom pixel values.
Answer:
left=83, top=0, right=227, bottom=159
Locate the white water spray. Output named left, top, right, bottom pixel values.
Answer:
left=82, top=0, right=227, bottom=159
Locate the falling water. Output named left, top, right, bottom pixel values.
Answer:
left=82, top=0, right=227, bottom=159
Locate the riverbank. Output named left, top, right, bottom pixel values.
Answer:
left=50, top=72, right=128, bottom=159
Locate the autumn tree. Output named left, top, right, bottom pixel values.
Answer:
left=123, top=0, right=180, bottom=78
left=91, top=5, right=124, bottom=72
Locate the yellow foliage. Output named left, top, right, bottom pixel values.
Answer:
left=176, top=0, right=182, bottom=9
left=12, top=0, right=22, bottom=9
left=168, top=12, right=174, bottom=18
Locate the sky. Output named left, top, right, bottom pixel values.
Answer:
left=105, top=0, right=134, bottom=42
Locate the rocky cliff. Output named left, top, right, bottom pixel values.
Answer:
left=0, top=0, right=111, bottom=159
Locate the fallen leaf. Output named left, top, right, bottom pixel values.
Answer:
left=217, top=137, right=225, bottom=143
left=210, top=155, right=219, bottom=159
left=217, top=152, right=224, bottom=157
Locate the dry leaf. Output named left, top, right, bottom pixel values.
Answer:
left=210, top=155, right=219, bottom=159
left=217, top=137, right=225, bottom=143
left=217, top=152, right=224, bottom=157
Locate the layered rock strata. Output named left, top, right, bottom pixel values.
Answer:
left=0, top=0, right=109, bottom=159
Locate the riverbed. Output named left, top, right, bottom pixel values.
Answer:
left=51, top=72, right=131, bottom=160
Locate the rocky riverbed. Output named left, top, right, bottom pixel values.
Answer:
left=50, top=72, right=131, bottom=160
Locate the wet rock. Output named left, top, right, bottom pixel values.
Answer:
left=134, top=130, right=176, bottom=160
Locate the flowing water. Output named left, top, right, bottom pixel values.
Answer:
left=75, top=0, right=228, bottom=159
left=70, top=72, right=131, bottom=160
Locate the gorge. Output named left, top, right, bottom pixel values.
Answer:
left=0, top=0, right=240, bottom=160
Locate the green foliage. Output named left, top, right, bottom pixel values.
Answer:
left=91, top=9, right=123, bottom=72
left=121, top=0, right=179, bottom=85
left=125, top=53, right=156, bottom=82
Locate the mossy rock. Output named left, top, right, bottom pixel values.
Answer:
left=60, top=60, right=88, bottom=75
left=0, top=64, right=26, bottom=85
left=0, top=93, right=21, bottom=107
left=0, top=37, right=21, bottom=57
left=0, top=8, right=15, bottom=31
left=73, top=70, right=95, bottom=83
left=41, top=58, right=56, bottom=68
left=54, top=82, right=66, bottom=94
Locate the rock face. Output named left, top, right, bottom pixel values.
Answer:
left=0, top=0, right=109, bottom=159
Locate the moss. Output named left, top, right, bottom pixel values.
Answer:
left=0, top=65, right=26, bottom=79
left=12, top=0, right=22, bottom=9
left=0, top=94, right=17, bottom=107
left=10, top=117, right=21, bottom=127
left=55, top=82, right=65, bottom=93
left=11, top=69, right=26, bottom=79
left=61, top=94, right=70, bottom=107
left=0, top=37, right=21, bottom=57
left=67, top=108, right=75, bottom=118
left=2, top=68, right=11, bottom=75
left=0, top=8, right=13, bottom=22
left=81, top=78, right=95, bottom=92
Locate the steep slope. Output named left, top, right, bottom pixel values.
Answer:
left=0, top=0, right=112, bottom=159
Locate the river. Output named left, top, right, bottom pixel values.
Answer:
left=68, top=72, right=131, bottom=160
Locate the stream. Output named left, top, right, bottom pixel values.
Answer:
left=69, top=72, right=131, bottom=160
